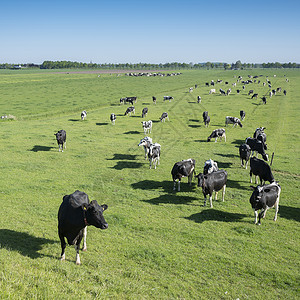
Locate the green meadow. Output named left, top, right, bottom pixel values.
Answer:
left=0, top=69, right=299, bottom=299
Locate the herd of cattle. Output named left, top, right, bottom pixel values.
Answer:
left=55, top=73, right=287, bottom=264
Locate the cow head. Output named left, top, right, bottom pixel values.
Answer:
left=195, top=173, right=205, bottom=188
left=83, top=201, right=108, bottom=229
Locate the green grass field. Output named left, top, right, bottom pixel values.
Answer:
left=0, top=69, right=299, bottom=299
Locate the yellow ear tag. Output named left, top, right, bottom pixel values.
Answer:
left=83, top=207, right=87, bottom=210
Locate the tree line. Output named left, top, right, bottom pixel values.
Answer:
left=0, top=60, right=299, bottom=70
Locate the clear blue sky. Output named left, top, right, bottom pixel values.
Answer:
left=1, top=0, right=299, bottom=64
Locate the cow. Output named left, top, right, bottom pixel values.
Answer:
left=203, top=115, right=210, bottom=127
left=219, top=89, right=226, bottom=95
left=249, top=182, right=281, bottom=225
left=239, top=143, right=251, bottom=169
left=81, top=110, right=87, bottom=120
left=142, top=107, right=148, bottom=118
left=240, top=110, right=246, bottom=121
left=253, top=127, right=267, bottom=145
left=189, top=87, right=193, bottom=93
left=171, top=159, right=196, bottom=192
left=195, top=170, right=227, bottom=208
left=152, top=96, right=157, bottom=104
left=226, top=89, right=231, bottom=96
left=236, top=89, right=241, bottom=94
left=163, top=96, right=173, bottom=102
left=138, top=136, right=153, bottom=159
left=283, top=90, right=287, bottom=96
left=54, top=130, right=66, bottom=152
left=262, top=96, right=267, bottom=104
left=251, top=93, right=258, bottom=99
left=248, top=90, right=254, bottom=96
left=126, top=97, right=137, bottom=104
left=245, top=137, right=268, bottom=161
left=249, top=157, right=274, bottom=185
left=124, top=106, right=135, bottom=116
left=58, top=190, right=108, bottom=265
left=120, top=97, right=126, bottom=104
left=110, top=113, right=116, bottom=125
left=203, top=159, right=218, bottom=175
left=225, top=116, right=243, bottom=127
left=209, top=89, right=216, bottom=95
left=142, top=120, right=152, bottom=134
left=148, top=143, right=161, bottom=169
left=160, top=112, right=169, bottom=122
left=207, top=128, right=226, bottom=142
left=197, top=96, right=201, bottom=103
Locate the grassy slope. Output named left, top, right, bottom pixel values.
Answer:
left=0, top=69, right=299, bottom=299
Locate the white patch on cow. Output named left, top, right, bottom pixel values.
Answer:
left=82, top=226, right=87, bottom=251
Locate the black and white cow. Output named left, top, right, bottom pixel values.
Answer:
left=54, top=130, right=66, bottom=152
left=58, top=190, right=108, bottom=265
left=249, top=182, right=281, bottom=225
left=248, top=90, right=254, bottom=95
left=142, top=120, right=152, bottom=134
left=225, top=116, right=243, bottom=127
left=239, top=143, right=251, bottom=169
left=203, top=159, right=218, bottom=175
left=163, top=96, right=173, bottom=102
left=81, top=110, right=87, bottom=120
left=261, top=96, right=267, bottom=104
left=196, top=170, right=227, bottom=208
left=240, top=110, right=246, bottom=121
left=171, top=159, right=196, bottom=191
left=219, top=89, right=226, bottom=95
left=207, top=128, right=226, bottom=142
left=152, top=96, right=157, bottom=104
left=209, top=89, right=216, bottom=95
left=249, top=157, right=274, bottom=185
left=110, top=113, right=116, bottom=125
left=160, top=112, right=169, bottom=122
left=202, top=111, right=210, bottom=127
left=142, top=107, right=148, bottom=118
left=124, top=106, right=135, bottom=116
left=138, top=136, right=153, bottom=159
left=251, top=93, right=258, bottom=99
left=148, top=143, right=161, bottom=169
left=245, top=137, right=268, bottom=161
left=197, top=96, right=201, bottom=103
left=253, top=127, right=267, bottom=145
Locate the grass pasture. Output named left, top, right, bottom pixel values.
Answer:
left=0, top=69, right=299, bottom=299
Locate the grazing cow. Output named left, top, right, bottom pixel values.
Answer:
left=249, top=157, right=274, bottom=185
left=160, top=112, right=169, bottom=122
left=152, top=96, right=157, bottom=104
left=110, top=113, right=116, bottom=125
left=245, top=137, right=268, bottom=161
left=272, top=89, right=277, bottom=96
left=138, top=136, right=153, bottom=159
left=253, top=127, right=267, bottom=145
left=207, top=128, right=226, bottom=142
left=196, top=170, right=227, bottom=208
left=189, top=87, right=193, bottom=93
left=81, top=110, right=87, bottom=120
left=239, top=143, right=251, bottom=169
left=163, top=96, right=173, bottom=102
left=283, top=90, right=287, bottom=96
left=209, top=89, right=216, bottom=95
left=277, top=87, right=282, bottom=93
left=240, top=110, right=246, bottom=121
left=225, top=116, right=243, bottom=127
left=262, top=96, right=267, bottom=104
left=148, top=143, right=161, bottom=169
left=237, top=89, right=241, bottom=94
left=205, top=82, right=209, bottom=86
left=54, top=130, right=66, bottom=152
left=126, top=96, right=137, bottom=104
left=248, top=90, right=254, bottom=95
left=251, top=93, right=258, bottom=99
left=203, top=159, right=218, bottom=175
left=124, top=106, right=135, bottom=116
left=219, top=89, right=226, bottom=95
left=142, top=107, right=148, bottom=118
left=171, top=159, right=196, bottom=192
left=197, top=96, right=201, bottom=103
left=142, top=120, right=152, bottom=134
left=120, top=97, right=126, bottom=104
left=58, top=190, right=108, bottom=265
left=249, top=182, right=281, bottom=225
left=226, top=89, right=231, bottom=96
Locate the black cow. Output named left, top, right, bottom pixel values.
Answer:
left=245, top=137, right=268, bottom=161
left=207, top=128, right=226, bottom=142
left=237, top=89, right=241, bottom=94
left=81, top=110, right=87, bottom=120
left=262, top=96, right=267, bottom=104
left=152, top=96, right=157, bottom=104
left=160, top=112, right=169, bottom=122
left=250, top=182, right=281, bottom=225
left=196, top=170, right=227, bottom=208
left=240, top=110, right=246, bottom=121
left=253, top=127, right=267, bottom=146
left=239, top=143, right=251, bottom=169
left=248, top=90, right=254, bottom=95
left=58, top=190, right=108, bottom=265
left=126, top=97, right=137, bottom=104
left=124, top=106, right=135, bottom=116
left=142, top=107, right=148, bottom=118
left=171, top=159, right=196, bottom=191
left=249, top=157, right=274, bottom=185
left=283, top=90, right=287, bottom=96
left=225, top=116, right=243, bottom=127
left=202, top=111, right=210, bottom=127
left=110, top=113, right=116, bottom=125
left=163, top=96, right=173, bottom=102
left=54, top=130, right=66, bottom=152
left=251, top=93, right=258, bottom=99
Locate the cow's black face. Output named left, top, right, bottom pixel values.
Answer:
left=196, top=173, right=204, bottom=187
left=86, top=200, right=108, bottom=229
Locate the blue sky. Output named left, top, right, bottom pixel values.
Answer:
left=1, top=0, right=299, bottom=64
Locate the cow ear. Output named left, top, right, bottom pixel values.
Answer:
left=101, top=204, right=108, bottom=211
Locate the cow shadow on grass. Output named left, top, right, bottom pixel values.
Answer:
left=195, top=139, right=208, bottom=143
left=124, top=130, right=140, bottom=135
left=189, top=124, right=201, bottom=128
left=30, top=145, right=55, bottom=152
left=108, top=154, right=137, bottom=160
left=68, top=119, right=80, bottom=122
left=96, top=122, right=109, bottom=126
left=131, top=180, right=171, bottom=193
left=0, top=229, right=57, bottom=259
left=226, top=178, right=245, bottom=190
left=186, top=209, right=247, bottom=223
left=143, top=194, right=199, bottom=206
left=189, top=119, right=200, bottom=123
left=279, top=205, right=300, bottom=222
left=214, top=152, right=238, bottom=159
left=111, top=161, right=143, bottom=170
left=231, top=139, right=245, bottom=146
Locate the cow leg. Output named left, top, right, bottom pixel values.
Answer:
left=245, top=160, right=248, bottom=169
left=59, top=232, right=66, bottom=261
left=250, top=171, right=253, bottom=183
left=240, top=159, right=243, bottom=168
left=173, top=181, right=176, bottom=191
left=75, top=244, right=81, bottom=265
left=215, top=191, right=218, bottom=200
left=64, top=141, right=66, bottom=150
left=215, top=137, right=217, bottom=143
left=253, top=209, right=258, bottom=224
left=274, top=200, right=279, bottom=221
left=222, top=185, right=226, bottom=202
left=178, top=181, right=181, bottom=192
left=255, top=176, right=258, bottom=185
left=209, top=195, right=213, bottom=208
left=188, top=174, right=192, bottom=185
left=203, top=195, right=207, bottom=206
left=82, top=226, right=87, bottom=251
